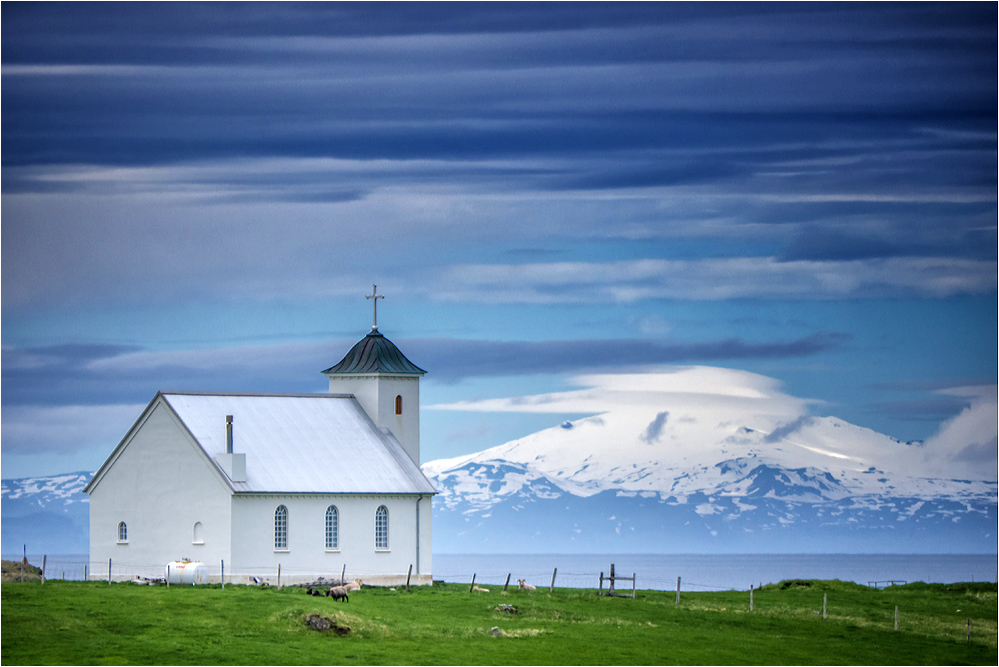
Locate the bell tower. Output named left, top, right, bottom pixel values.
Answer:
left=322, top=286, right=426, bottom=464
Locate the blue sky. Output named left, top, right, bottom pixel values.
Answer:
left=2, top=2, right=996, bottom=479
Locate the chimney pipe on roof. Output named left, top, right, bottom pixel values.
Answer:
left=217, top=416, right=245, bottom=483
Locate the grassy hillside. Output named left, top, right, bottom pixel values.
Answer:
left=1, top=559, right=42, bottom=583
left=2, top=579, right=995, bottom=665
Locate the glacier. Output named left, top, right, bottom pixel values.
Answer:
left=2, top=472, right=92, bottom=555
left=423, top=368, right=996, bottom=553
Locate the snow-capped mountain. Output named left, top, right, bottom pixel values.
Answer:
left=422, top=368, right=997, bottom=553
left=1, top=472, right=92, bottom=555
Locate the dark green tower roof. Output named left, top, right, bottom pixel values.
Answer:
left=322, top=329, right=426, bottom=375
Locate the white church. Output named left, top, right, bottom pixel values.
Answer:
left=84, top=288, right=436, bottom=585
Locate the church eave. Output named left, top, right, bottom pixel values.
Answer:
left=321, top=370, right=423, bottom=379
left=84, top=392, right=237, bottom=497
left=230, top=490, right=437, bottom=497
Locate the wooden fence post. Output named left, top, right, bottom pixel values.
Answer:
left=406, top=564, right=413, bottom=592
left=277, top=564, right=281, bottom=589
left=967, top=617, right=971, bottom=643
left=609, top=564, right=616, bottom=596
left=823, top=593, right=827, bottom=620
left=469, top=573, right=476, bottom=593
left=221, top=560, right=225, bottom=590
left=599, top=572, right=604, bottom=596
left=894, top=606, right=899, bottom=631
left=631, top=573, right=636, bottom=599
left=750, top=585, right=753, bottom=612
left=41, top=555, right=47, bottom=585
left=504, top=573, right=511, bottom=593
left=341, top=564, right=346, bottom=586
left=676, top=576, right=681, bottom=605
left=550, top=567, right=557, bottom=593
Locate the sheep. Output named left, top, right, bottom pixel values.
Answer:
left=327, top=586, right=349, bottom=602
left=517, top=579, right=536, bottom=591
left=306, top=586, right=324, bottom=597
left=345, top=579, right=362, bottom=591
left=472, top=585, right=490, bottom=593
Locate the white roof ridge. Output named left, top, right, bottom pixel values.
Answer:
left=160, top=390, right=355, bottom=399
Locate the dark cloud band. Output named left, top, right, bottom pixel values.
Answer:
left=2, top=332, right=845, bottom=407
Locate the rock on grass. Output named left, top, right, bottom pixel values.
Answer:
left=305, top=613, right=350, bottom=636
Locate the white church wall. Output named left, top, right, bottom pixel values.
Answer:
left=417, top=491, right=433, bottom=578
left=88, top=401, right=232, bottom=580
left=327, top=375, right=421, bottom=465
left=229, top=493, right=432, bottom=585
left=374, top=375, right=421, bottom=466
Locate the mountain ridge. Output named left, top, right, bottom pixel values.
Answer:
left=421, top=369, right=995, bottom=554
left=2, top=472, right=92, bottom=555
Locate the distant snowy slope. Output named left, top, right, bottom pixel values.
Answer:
left=424, top=413, right=989, bottom=503
left=1, top=472, right=92, bottom=554
left=423, top=368, right=996, bottom=553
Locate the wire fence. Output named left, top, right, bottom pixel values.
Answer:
left=12, top=556, right=723, bottom=592
left=21, top=555, right=90, bottom=582
left=9, top=553, right=995, bottom=590
left=436, top=567, right=733, bottom=592
left=434, top=554, right=999, bottom=591
left=8, top=556, right=424, bottom=585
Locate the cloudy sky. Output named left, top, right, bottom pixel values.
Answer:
left=2, top=2, right=996, bottom=479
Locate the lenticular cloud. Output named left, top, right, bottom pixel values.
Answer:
left=921, top=385, right=999, bottom=479
left=428, top=366, right=997, bottom=484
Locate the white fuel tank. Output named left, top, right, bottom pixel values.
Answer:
left=165, top=560, right=205, bottom=585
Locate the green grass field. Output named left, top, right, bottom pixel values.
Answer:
left=2, top=579, right=995, bottom=665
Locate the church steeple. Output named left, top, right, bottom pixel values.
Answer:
left=322, top=287, right=425, bottom=464
left=321, top=329, right=426, bottom=376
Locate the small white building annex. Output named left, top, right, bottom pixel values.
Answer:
left=85, top=306, right=435, bottom=585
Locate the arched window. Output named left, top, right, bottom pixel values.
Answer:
left=274, top=505, right=288, bottom=550
left=117, top=522, right=128, bottom=543
left=395, top=395, right=403, bottom=415
left=193, top=522, right=204, bottom=544
left=325, top=505, right=339, bottom=550
left=374, top=505, right=389, bottom=549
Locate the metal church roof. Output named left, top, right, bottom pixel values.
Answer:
left=322, top=329, right=426, bottom=375
left=161, top=392, right=436, bottom=495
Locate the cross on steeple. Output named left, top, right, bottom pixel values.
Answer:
left=366, top=284, right=384, bottom=331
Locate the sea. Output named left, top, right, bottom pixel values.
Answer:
left=8, top=553, right=997, bottom=590
left=434, top=554, right=998, bottom=591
